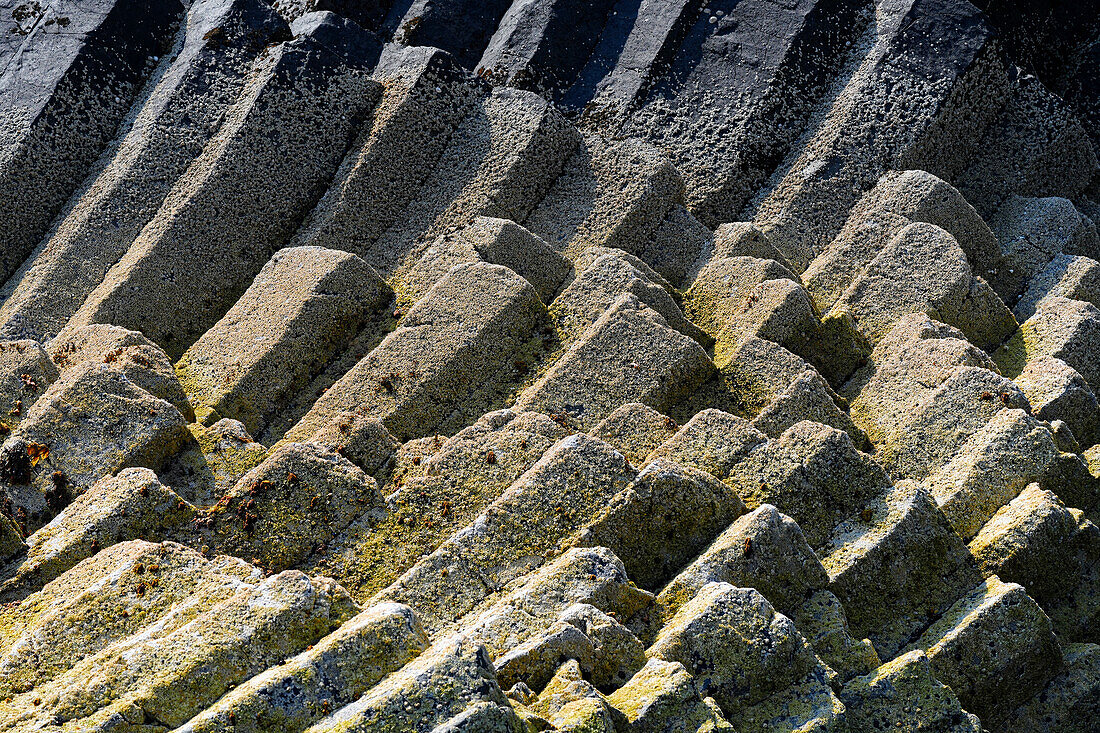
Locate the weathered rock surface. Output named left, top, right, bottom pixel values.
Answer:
left=1000, top=642, right=1100, bottom=733
left=840, top=650, right=982, bottom=732
left=66, top=14, right=383, bottom=359
left=178, top=602, right=429, bottom=733
left=969, top=484, right=1100, bottom=642
left=997, top=296, right=1100, bottom=394
left=177, top=246, right=388, bottom=434
left=0, top=0, right=182, bottom=288
left=1014, top=356, right=1100, bottom=447
left=372, top=434, right=636, bottom=631
left=283, top=262, right=544, bottom=443
left=302, top=409, right=566, bottom=601
left=0, top=361, right=189, bottom=533
left=0, top=467, right=192, bottom=599
left=196, top=441, right=384, bottom=573
left=655, top=504, right=828, bottom=628
left=821, top=482, right=983, bottom=660
left=0, top=0, right=289, bottom=342
left=649, top=582, right=823, bottom=719
left=0, top=0, right=1094, bottom=727
left=923, top=408, right=1060, bottom=541
left=50, top=322, right=193, bottom=419
left=516, top=294, right=713, bottom=429
left=607, top=659, right=735, bottom=733
left=13, top=569, right=356, bottom=730
left=570, top=458, right=745, bottom=591
left=0, top=339, right=56, bottom=433
left=590, top=402, right=678, bottom=466
left=906, top=576, right=1062, bottom=729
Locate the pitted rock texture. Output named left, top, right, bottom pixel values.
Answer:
left=0, top=0, right=1098, bottom=731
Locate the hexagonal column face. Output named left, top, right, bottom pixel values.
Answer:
left=66, top=20, right=383, bottom=360
left=0, top=0, right=183, bottom=287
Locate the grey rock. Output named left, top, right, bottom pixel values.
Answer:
left=839, top=650, right=982, bottom=733
left=284, top=263, right=545, bottom=443
left=460, top=546, right=653, bottom=663
left=0, top=339, right=56, bottom=433
left=0, top=362, right=189, bottom=534
left=388, top=0, right=513, bottom=68
left=0, top=540, right=265, bottom=705
left=50, top=323, right=193, bottom=420
left=655, top=504, right=828, bottom=630
left=923, top=408, right=1060, bottom=540
left=970, top=484, right=1100, bottom=642
left=66, top=15, right=383, bottom=359
left=649, top=582, right=823, bottom=719
left=308, top=412, right=400, bottom=478
left=0, top=0, right=288, bottom=342
left=0, top=0, right=182, bottom=286
left=589, top=402, right=678, bottom=467
left=578, top=0, right=864, bottom=228
left=524, top=133, right=684, bottom=266
left=199, top=442, right=384, bottom=573
left=372, top=435, right=636, bottom=633
left=177, top=246, right=388, bottom=435
left=302, top=409, right=566, bottom=602
left=750, top=0, right=1009, bottom=270
left=997, top=296, right=1100, bottom=393
left=554, top=250, right=706, bottom=345
left=178, top=602, right=429, bottom=733
left=571, top=459, right=746, bottom=591
left=517, top=294, right=714, bottom=431
left=803, top=170, right=1002, bottom=311
left=290, top=44, right=485, bottom=275
left=823, top=221, right=1015, bottom=356
left=727, top=421, right=890, bottom=548
left=999, top=642, right=1100, bottom=733
left=645, top=408, right=766, bottom=481
left=1014, top=356, right=1100, bottom=447
left=821, top=482, right=983, bottom=660
left=905, top=576, right=1062, bottom=730
left=465, top=216, right=572, bottom=304
left=990, top=196, right=1100, bottom=304
left=794, top=590, right=880, bottom=684
left=477, top=0, right=617, bottom=102
left=954, top=74, right=1098, bottom=218
left=0, top=468, right=192, bottom=600
left=1015, top=254, right=1100, bottom=323
left=752, top=370, right=868, bottom=449
left=606, top=659, right=735, bottom=733
left=494, top=603, right=646, bottom=693
left=18, top=570, right=356, bottom=730
left=302, top=635, right=509, bottom=733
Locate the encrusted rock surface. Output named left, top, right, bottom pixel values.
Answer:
left=0, top=1, right=1097, bottom=731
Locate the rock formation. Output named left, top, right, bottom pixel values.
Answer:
left=0, top=0, right=1098, bottom=730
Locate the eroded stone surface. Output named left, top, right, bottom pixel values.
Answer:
left=0, top=362, right=189, bottom=534
left=284, top=262, right=545, bottom=443
left=178, top=602, right=429, bottom=733
left=517, top=294, right=714, bottom=430
left=655, top=504, right=828, bottom=630
left=0, top=3, right=1092, bottom=727
left=570, top=459, right=745, bottom=591
left=970, top=484, right=1100, bottom=641
left=822, top=482, right=983, bottom=660
left=907, top=576, right=1062, bottom=729
left=840, top=650, right=982, bottom=732
left=0, top=468, right=192, bottom=599
left=177, top=246, right=388, bottom=434
left=607, top=659, right=735, bottom=733
left=649, top=582, right=822, bottom=719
